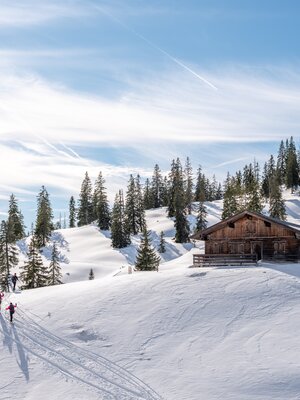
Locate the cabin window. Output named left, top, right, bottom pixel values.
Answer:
left=274, top=241, right=286, bottom=254
left=230, top=242, right=244, bottom=254
left=264, top=221, right=271, bottom=228
left=213, top=242, right=220, bottom=254
left=228, top=222, right=235, bottom=228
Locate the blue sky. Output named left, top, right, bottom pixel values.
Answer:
left=0, top=0, right=300, bottom=227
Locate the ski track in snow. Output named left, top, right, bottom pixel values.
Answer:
left=0, top=305, right=163, bottom=400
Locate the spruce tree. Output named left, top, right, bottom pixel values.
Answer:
left=0, top=220, right=19, bottom=291
left=48, top=242, right=62, bottom=285
left=167, top=159, right=178, bottom=218
left=161, top=176, right=169, bottom=207
left=158, top=231, right=166, bottom=253
left=135, top=174, right=146, bottom=233
left=143, top=178, right=153, bottom=210
left=174, top=164, right=190, bottom=242
left=111, top=190, right=131, bottom=248
left=0, top=237, right=5, bottom=291
left=135, top=229, right=160, bottom=271
left=77, top=172, right=93, bottom=226
left=285, top=136, right=299, bottom=192
left=20, top=236, right=48, bottom=289
left=93, top=172, right=110, bottom=230
left=184, top=157, right=193, bottom=214
left=125, top=175, right=145, bottom=235
left=69, top=196, right=76, bottom=228
left=276, top=140, right=286, bottom=185
left=222, top=174, right=239, bottom=219
left=35, top=186, right=54, bottom=248
left=194, top=166, right=206, bottom=202
left=89, top=268, right=94, bottom=280
left=269, top=177, right=286, bottom=220
left=195, top=200, right=208, bottom=232
left=150, top=164, right=164, bottom=208
left=7, top=194, right=25, bottom=243
left=125, top=175, right=138, bottom=235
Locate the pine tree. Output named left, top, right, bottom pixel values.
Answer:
left=0, top=236, right=5, bottom=291
left=77, top=172, right=93, bottom=226
left=48, top=242, right=62, bottom=285
left=35, top=186, right=54, bottom=248
left=194, top=166, right=206, bottom=202
left=93, top=172, right=110, bottom=230
left=125, top=175, right=138, bottom=235
left=285, top=136, right=299, bottom=192
left=111, top=190, right=131, bottom=248
left=143, top=178, right=153, bottom=210
left=222, top=174, right=239, bottom=219
left=174, top=164, right=190, bottom=242
left=167, top=159, right=178, bottom=217
left=161, top=176, right=169, bottom=207
left=184, top=157, right=193, bottom=214
left=167, top=158, right=190, bottom=242
left=195, top=201, right=208, bottom=232
left=69, top=196, right=76, bottom=228
left=135, top=175, right=146, bottom=233
left=135, top=229, right=160, bottom=271
left=0, top=220, right=19, bottom=291
left=269, top=177, right=286, bottom=220
left=158, top=231, right=166, bottom=253
left=125, top=175, right=145, bottom=235
left=150, top=164, right=163, bottom=208
left=276, top=140, right=286, bottom=185
left=20, top=236, right=48, bottom=289
left=89, top=268, right=94, bottom=280
left=7, top=194, right=25, bottom=243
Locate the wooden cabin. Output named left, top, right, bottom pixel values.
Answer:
left=192, top=210, right=300, bottom=262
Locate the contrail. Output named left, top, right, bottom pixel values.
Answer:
left=90, top=3, right=218, bottom=91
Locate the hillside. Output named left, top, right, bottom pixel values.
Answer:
left=1, top=193, right=300, bottom=399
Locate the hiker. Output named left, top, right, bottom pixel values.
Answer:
left=11, top=273, right=19, bottom=291
left=0, top=292, right=4, bottom=310
left=6, top=302, right=17, bottom=323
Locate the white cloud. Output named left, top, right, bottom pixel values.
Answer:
left=0, top=67, right=300, bottom=147
left=0, top=65, right=299, bottom=222
left=0, top=1, right=88, bottom=28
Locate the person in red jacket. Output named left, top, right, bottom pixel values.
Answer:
left=0, top=292, right=4, bottom=310
left=6, top=302, right=17, bottom=322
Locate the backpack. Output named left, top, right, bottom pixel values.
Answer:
left=9, top=304, right=15, bottom=314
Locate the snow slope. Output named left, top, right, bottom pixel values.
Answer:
left=1, top=194, right=300, bottom=399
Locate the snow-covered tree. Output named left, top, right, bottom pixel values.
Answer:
left=135, top=175, right=146, bottom=233
left=195, top=201, right=208, bottom=232
left=135, top=229, right=160, bottom=271
left=111, top=190, right=131, bottom=248
left=184, top=157, right=193, bottom=214
left=21, top=236, right=48, bottom=289
left=143, top=178, right=152, bottom=210
left=158, top=231, right=166, bottom=253
left=150, top=164, right=164, bottom=208
left=93, top=172, right=110, bottom=230
left=48, top=242, right=62, bottom=285
left=269, top=177, right=286, bottom=220
left=7, top=194, right=25, bottom=243
left=0, top=220, right=19, bottom=291
left=125, top=175, right=145, bottom=235
left=89, top=268, right=94, bottom=280
left=77, top=172, right=93, bottom=226
left=222, top=174, right=239, bottom=220
left=35, top=186, right=54, bottom=248
left=69, top=196, right=76, bottom=228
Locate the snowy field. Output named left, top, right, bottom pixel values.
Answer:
left=1, top=195, right=300, bottom=399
